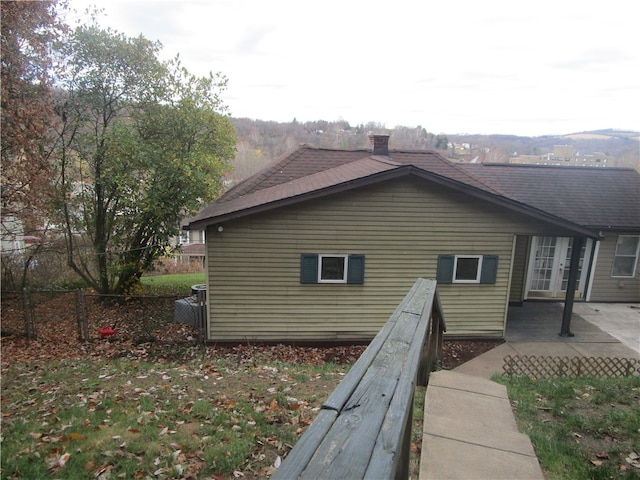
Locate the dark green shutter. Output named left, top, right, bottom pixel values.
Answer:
left=347, top=254, right=365, bottom=284
left=436, top=255, right=455, bottom=284
left=300, top=254, right=318, bottom=283
left=480, top=255, right=499, bottom=284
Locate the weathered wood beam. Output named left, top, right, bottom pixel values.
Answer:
left=273, top=277, right=444, bottom=480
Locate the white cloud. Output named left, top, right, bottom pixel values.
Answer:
left=65, top=0, right=640, bottom=136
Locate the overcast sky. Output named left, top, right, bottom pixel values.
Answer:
left=65, top=0, right=639, bottom=137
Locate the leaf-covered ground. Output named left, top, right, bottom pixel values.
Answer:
left=1, top=353, right=354, bottom=479
left=0, top=291, right=498, bottom=367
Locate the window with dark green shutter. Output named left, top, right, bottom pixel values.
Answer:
left=437, top=254, right=498, bottom=284
left=300, top=254, right=365, bottom=284
left=300, top=254, right=318, bottom=283
left=480, top=255, right=498, bottom=284
left=436, top=255, right=455, bottom=284
left=347, top=254, right=365, bottom=284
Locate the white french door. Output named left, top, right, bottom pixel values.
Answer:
left=526, top=236, right=592, bottom=299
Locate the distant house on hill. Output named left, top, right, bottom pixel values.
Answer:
left=510, top=144, right=613, bottom=167
left=184, top=135, right=640, bottom=343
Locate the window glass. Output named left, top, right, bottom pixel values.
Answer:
left=454, top=256, right=481, bottom=283
left=612, top=236, right=639, bottom=277
left=616, top=236, right=639, bottom=256
left=612, top=257, right=636, bottom=277
left=319, top=255, right=347, bottom=282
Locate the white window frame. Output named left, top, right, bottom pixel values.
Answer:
left=453, top=255, right=483, bottom=283
left=611, top=235, right=640, bottom=278
left=318, top=254, right=349, bottom=283
left=179, top=230, right=190, bottom=245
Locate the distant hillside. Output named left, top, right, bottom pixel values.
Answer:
left=562, top=129, right=640, bottom=141
left=229, top=118, right=450, bottom=183
left=227, top=119, right=640, bottom=183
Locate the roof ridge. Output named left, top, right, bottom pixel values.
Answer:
left=220, top=145, right=310, bottom=202
left=298, top=145, right=371, bottom=153
left=278, top=155, right=398, bottom=187
left=370, top=155, right=402, bottom=166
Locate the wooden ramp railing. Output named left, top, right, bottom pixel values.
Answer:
left=273, top=278, right=446, bottom=480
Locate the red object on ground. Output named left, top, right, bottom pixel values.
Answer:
left=98, top=326, right=116, bottom=337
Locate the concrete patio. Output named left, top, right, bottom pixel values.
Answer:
left=455, top=301, right=639, bottom=379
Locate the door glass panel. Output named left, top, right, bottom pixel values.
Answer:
left=531, top=236, right=556, bottom=291
left=561, top=238, right=587, bottom=291
left=527, top=236, right=592, bottom=299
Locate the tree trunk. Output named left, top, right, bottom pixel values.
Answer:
left=94, top=140, right=111, bottom=294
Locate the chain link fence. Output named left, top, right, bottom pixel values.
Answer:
left=1, top=288, right=207, bottom=347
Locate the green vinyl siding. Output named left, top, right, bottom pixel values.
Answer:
left=509, top=235, right=530, bottom=303
left=589, top=233, right=640, bottom=302
left=206, top=177, right=583, bottom=341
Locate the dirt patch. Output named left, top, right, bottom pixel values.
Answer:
left=441, top=338, right=504, bottom=369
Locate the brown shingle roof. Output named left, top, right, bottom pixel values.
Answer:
left=186, top=145, right=640, bottom=235
left=460, top=163, right=640, bottom=230
left=187, top=153, right=401, bottom=227
left=221, top=146, right=373, bottom=201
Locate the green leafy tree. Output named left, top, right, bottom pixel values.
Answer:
left=51, top=22, right=235, bottom=294
left=435, top=134, right=449, bottom=150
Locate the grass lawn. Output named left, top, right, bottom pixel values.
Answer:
left=0, top=352, right=351, bottom=479
left=497, top=375, right=640, bottom=480
left=141, top=273, right=205, bottom=294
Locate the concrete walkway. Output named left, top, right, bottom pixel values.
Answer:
left=420, top=302, right=639, bottom=480
left=421, top=370, right=544, bottom=480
